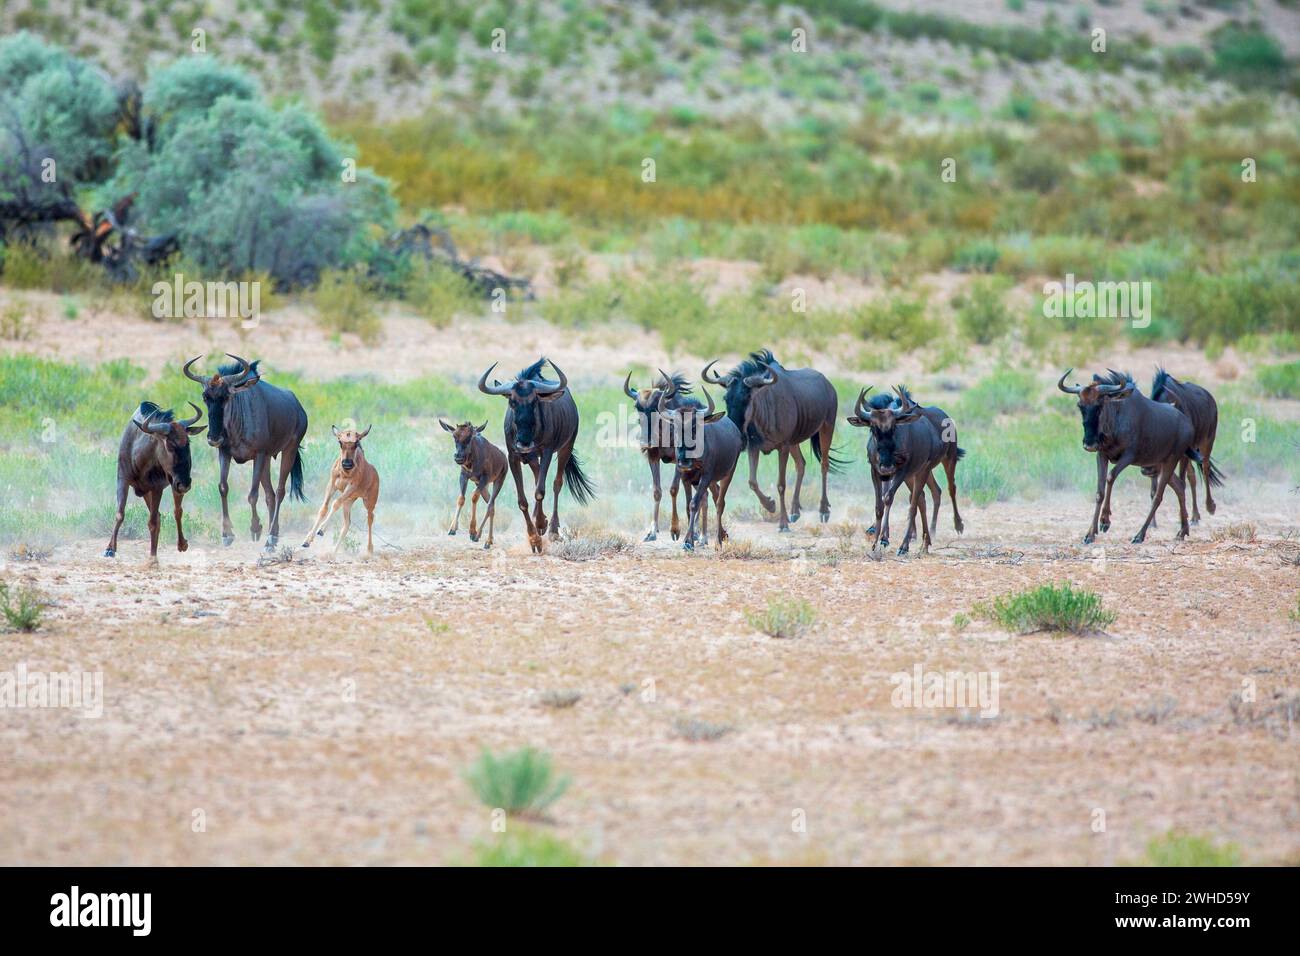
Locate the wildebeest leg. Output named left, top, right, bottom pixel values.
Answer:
left=546, top=445, right=567, bottom=541
left=714, top=472, right=734, bottom=545
left=926, top=471, right=941, bottom=532
left=1133, top=460, right=1177, bottom=544
left=268, top=444, right=298, bottom=548
left=897, top=478, right=921, bottom=556
left=941, top=456, right=964, bottom=534
left=669, top=469, right=682, bottom=541
left=918, top=474, right=934, bottom=553
left=1146, top=473, right=1157, bottom=531
left=788, top=443, right=806, bottom=523
left=698, top=484, right=710, bottom=546
left=468, top=486, right=482, bottom=542
left=683, top=470, right=713, bottom=552
left=218, top=450, right=234, bottom=546
left=531, top=453, right=551, bottom=534
left=1168, top=469, right=1190, bottom=541
left=646, top=455, right=662, bottom=542
left=873, top=474, right=906, bottom=551
left=1085, top=453, right=1111, bottom=544
left=333, top=500, right=354, bottom=555
left=747, top=446, right=775, bottom=513
left=173, top=488, right=188, bottom=553
left=484, top=473, right=506, bottom=549
left=1201, top=438, right=1216, bottom=515
left=105, top=476, right=129, bottom=557
left=1100, top=458, right=1126, bottom=534
left=364, top=488, right=377, bottom=556
left=449, top=470, right=469, bottom=535
left=867, top=468, right=882, bottom=538
left=1182, top=456, right=1200, bottom=524
left=260, top=458, right=278, bottom=550
left=247, top=452, right=268, bottom=542
left=302, top=473, right=337, bottom=546
left=509, top=454, right=542, bottom=553
left=145, top=488, right=162, bottom=561
left=776, top=448, right=791, bottom=532
left=816, top=420, right=834, bottom=523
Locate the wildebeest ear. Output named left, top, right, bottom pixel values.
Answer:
left=475, top=421, right=487, bottom=433
left=846, top=416, right=867, bottom=427
left=704, top=411, right=725, bottom=424
left=438, top=419, right=454, bottom=432
left=231, top=376, right=259, bottom=393
left=538, top=388, right=567, bottom=402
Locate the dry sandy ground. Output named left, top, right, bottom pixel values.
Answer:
left=2, top=490, right=1297, bottom=866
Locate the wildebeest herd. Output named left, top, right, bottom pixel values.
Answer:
left=106, top=350, right=1225, bottom=560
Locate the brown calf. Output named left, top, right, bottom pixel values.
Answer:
left=301, top=425, right=380, bottom=555
left=439, top=419, right=508, bottom=549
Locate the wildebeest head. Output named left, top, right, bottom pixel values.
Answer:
left=183, top=353, right=259, bottom=447
left=702, top=349, right=778, bottom=439
left=657, top=374, right=723, bottom=469
left=624, top=369, right=693, bottom=453
left=1058, top=369, right=1133, bottom=452
left=846, top=386, right=923, bottom=477
left=136, top=402, right=205, bottom=494
left=477, top=357, right=568, bottom=455
left=439, top=419, right=486, bottom=466
left=331, top=424, right=371, bottom=473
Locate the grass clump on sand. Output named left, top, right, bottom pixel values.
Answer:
left=463, top=747, right=570, bottom=819
left=974, top=582, right=1115, bottom=634
left=460, top=828, right=595, bottom=867
left=0, top=579, right=47, bottom=632
left=1136, top=830, right=1241, bottom=867
left=745, top=596, right=816, bottom=639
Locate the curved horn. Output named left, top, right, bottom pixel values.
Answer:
left=183, top=355, right=206, bottom=383
left=136, top=409, right=172, bottom=435
left=178, top=402, right=202, bottom=428
left=533, top=359, right=568, bottom=396
left=853, top=386, right=872, bottom=420
left=658, top=368, right=677, bottom=400
left=1057, top=369, right=1083, bottom=395
left=623, top=371, right=638, bottom=400
left=701, top=359, right=731, bottom=387
left=222, top=353, right=253, bottom=386
left=477, top=362, right=514, bottom=396
left=657, top=375, right=677, bottom=414
left=743, top=362, right=776, bottom=389
left=357, top=424, right=371, bottom=439
left=701, top=386, right=716, bottom=419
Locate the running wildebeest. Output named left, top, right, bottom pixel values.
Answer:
left=105, top=401, right=205, bottom=561
left=439, top=419, right=508, bottom=549
left=702, top=349, right=843, bottom=529
left=846, top=387, right=956, bottom=555
left=657, top=378, right=741, bottom=551
left=478, top=357, right=595, bottom=553
left=852, top=386, right=965, bottom=544
left=623, top=369, right=704, bottom=541
left=301, top=425, right=380, bottom=556
left=1150, top=367, right=1222, bottom=524
left=184, top=354, right=307, bottom=549
left=1058, top=369, right=1202, bottom=544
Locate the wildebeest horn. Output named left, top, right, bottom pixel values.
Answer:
left=136, top=410, right=172, bottom=435
left=853, top=386, right=872, bottom=420
left=657, top=374, right=678, bottom=414
left=623, top=371, right=638, bottom=399
left=701, top=386, right=716, bottom=419
left=478, top=362, right=515, bottom=396
left=223, top=353, right=253, bottom=386
left=701, top=360, right=732, bottom=386
left=533, top=360, right=568, bottom=395
left=357, top=424, right=371, bottom=439
left=743, top=363, right=776, bottom=388
left=183, top=355, right=206, bottom=383
left=657, top=368, right=676, bottom=398
left=179, top=402, right=202, bottom=428
left=1057, top=369, right=1083, bottom=394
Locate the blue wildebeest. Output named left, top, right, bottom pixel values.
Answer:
left=477, top=357, right=595, bottom=553
left=623, top=369, right=705, bottom=542
left=184, top=353, right=307, bottom=548
left=105, top=401, right=205, bottom=560
left=1149, top=367, right=1223, bottom=525
left=702, top=349, right=844, bottom=529
left=657, top=379, right=741, bottom=551
left=1058, top=369, right=1202, bottom=544
left=846, top=387, right=958, bottom=555
left=439, top=419, right=508, bottom=548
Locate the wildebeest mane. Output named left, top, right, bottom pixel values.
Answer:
left=136, top=401, right=175, bottom=422
left=517, top=356, right=561, bottom=385
left=218, top=358, right=263, bottom=379
left=728, top=348, right=777, bottom=380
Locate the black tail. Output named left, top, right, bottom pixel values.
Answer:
left=954, top=446, right=966, bottom=461
left=565, top=452, right=596, bottom=504
left=1186, top=449, right=1225, bottom=488
left=811, top=433, right=851, bottom=473
left=289, top=445, right=306, bottom=502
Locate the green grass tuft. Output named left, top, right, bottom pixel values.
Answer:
left=1139, top=830, right=1242, bottom=867
left=0, top=580, right=47, bottom=632
left=974, top=582, right=1115, bottom=634
left=461, top=828, right=595, bottom=867
left=462, top=747, right=570, bottom=819
left=745, top=596, right=816, bottom=639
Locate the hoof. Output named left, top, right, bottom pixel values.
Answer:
left=682, top=541, right=695, bottom=552
left=644, top=531, right=657, bottom=542
left=483, top=541, right=493, bottom=550
left=819, top=512, right=829, bottom=524
left=670, top=530, right=680, bottom=541
left=1083, top=533, right=1095, bottom=545
left=866, top=525, right=877, bottom=536
left=469, top=533, right=480, bottom=543
left=448, top=529, right=457, bottom=536
left=1176, top=530, right=1188, bottom=540
left=789, top=512, right=801, bottom=523
left=317, top=529, right=324, bottom=537
left=1190, top=518, right=1200, bottom=527
left=897, top=545, right=909, bottom=556
left=779, top=526, right=791, bottom=533
left=1099, top=520, right=1110, bottom=533
left=177, top=541, right=188, bottom=553
left=265, top=536, right=278, bottom=549
left=954, top=520, right=964, bottom=534
left=301, top=541, right=311, bottom=548
left=104, top=549, right=115, bottom=558
left=222, top=534, right=234, bottom=547
left=1130, top=533, right=1146, bottom=544
left=1207, top=502, right=1216, bottom=515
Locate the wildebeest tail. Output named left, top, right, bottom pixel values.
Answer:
left=955, top=446, right=966, bottom=460
left=289, top=446, right=306, bottom=502
left=565, top=452, right=596, bottom=504
left=1186, top=448, right=1225, bottom=488
left=810, top=433, right=851, bottom=473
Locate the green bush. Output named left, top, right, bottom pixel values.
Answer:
left=1211, top=25, right=1287, bottom=85
left=0, top=579, right=47, bottom=632
left=402, top=260, right=479, bottom=328
left=745, top=596, right=816, bottom=639
left=954, top=278, right=1013, bottom=344
left=1139, top=830, right=1242, bottom=867
left=314, top=267, right=381, bottom=343
left=852, top=294, right=941, bottom=352
left=463, top=747, right=570, bottom=818
left=975, top=582, right=1116, bottom=634
left=1258, top=361, right=1300, bottom=399
left=462, top=828, right=593, bottom=867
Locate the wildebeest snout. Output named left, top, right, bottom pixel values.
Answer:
left=341, top=459, right=354, bottom=471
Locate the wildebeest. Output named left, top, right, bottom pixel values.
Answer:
left=846, top=387, right=956, bottom=554
left=440, top=419, right=508, bottom=548
left=657, top=378, right=742, bottom=551
left=1058, top=369, right=1202, bottom=544
left=184, top=353, right=307, bottom=549
left=478, top=357, right=595, bottom=553
left=1150, top=367, right=1222, bottom=524
left=301, top=425, right=380, bottom=556
left=853, top=386, right=965, bottom=544
left=105, top=401, right=205, bottom=560
left=623, top=369, right=704, bottom=541
left=703, top=349, right=843, bottom=529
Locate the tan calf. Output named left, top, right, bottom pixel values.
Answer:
left=301, top=425, right=380, bottom=555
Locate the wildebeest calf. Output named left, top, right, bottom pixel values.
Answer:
left=658, top=379, right=741, bottom=551
left=105, top=402, right=205, bottom=561
left=301, top=425, right=380, bottom=556
left=440, top=419, right=508, bottom=549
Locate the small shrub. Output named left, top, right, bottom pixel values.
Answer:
left=463, top=828, right=593, bottom=867
left=974, top=582, right=1115, bottom=634
left=673, top=717, right=732, bottom=742
left=1139, top=830, right=1242, bottom=867
left=402, top=260, right=479, bottom=329
left=745, top=596, right=816, bottom=639
left=551, top=528, right=632, bottom=562
left=0, top=579, right=48, bottom=632
left=954, top=278, right=1013, bottom=344
left=462, top=747, right=570, bottom=819
left=539, top=689, right=581, bottom=709
left=1258, top=361, right=1300, bottom=399
left=314, top=267, right=381, bottom=344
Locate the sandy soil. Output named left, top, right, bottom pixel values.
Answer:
left=2, top=488, right=1297, bottom=866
